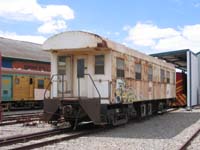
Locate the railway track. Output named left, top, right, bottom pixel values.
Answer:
left=0, top=127, right=70, bottom=147
left=179, top=128, right=200, bottom=150
left=0, top=113, right=43, bottom=126
left=0, top=108, right=180, bottom=149
left=0, top=124, right=107, bottom=150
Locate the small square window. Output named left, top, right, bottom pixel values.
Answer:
left=166, top=71, right=170, bottom=83
left=160, top=69, right=165, bottom=83
left=3, top=90, right=8, bottom=95
left=116, top=58, right=125, bottom=78
left=148, top=66, right=153, bottom=81
left=135, top=64, right=142, bottom=80
left=15, top=78, right=20, bottom=84
left=38, top=80, right=44, bottom=89
left=95, top=55, right=104, bottom=74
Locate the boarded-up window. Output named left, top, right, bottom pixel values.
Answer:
left=148, top=65, right=153, bottom=81
left=166, top=71, right=170, bottom=83
left=116, top=58, right=125, bottom=78
left=160, top=69, right=165, bottom=83
left=38, top=80, right=44, bottom=89
left=135, top=64, right=142, bottom=80
left=95, top=55, right=104, bottom=74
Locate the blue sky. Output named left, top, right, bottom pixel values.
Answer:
left=0, top=0, right=200, bottom=53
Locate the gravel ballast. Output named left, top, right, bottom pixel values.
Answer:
left=38, top=108, right=200, bottom=150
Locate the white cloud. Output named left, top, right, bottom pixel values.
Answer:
left=0, top=0, right=74, bottom=34
left=124, top=22, right=200, bottom=52
left=193, top=2, right=200, bottom=7
left=38, top=20, right=67, bottom=34
left=0, top=30, right=46, bottom=44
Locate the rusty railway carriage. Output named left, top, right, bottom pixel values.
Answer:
left=43, top=31, right=176, bottom=128
left=2, top=68, right=50, bottom=110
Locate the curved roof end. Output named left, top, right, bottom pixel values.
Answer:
left=43, top=31, right=108, bottom=51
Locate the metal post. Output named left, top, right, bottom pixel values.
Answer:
left=62, top=74, right=64, bottom=100
left=78, top=77, right=80, bottom=98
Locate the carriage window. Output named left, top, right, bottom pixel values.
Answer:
left=148, top=66, right=153, bottom=81
left=29, top=78, right=33, bottom=84
left=58, top=56, right=66, bottom=75
left=38, top=80, right=44, bottom=89
left=135, top=64, right=142, bottom=80
left=160, top=69, right=165, bottom=83
left=172, top=72, right=176, bottom=84
left=116, top=58, right=125, bottom=78
left=166, top=71, right=170, bottom=83
left=15, top=78, right=20, bottom=84
left=95, top=55, right=104, bottom=74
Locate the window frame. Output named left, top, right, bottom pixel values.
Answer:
left=94, top=55, right=105, bottom=75
left=135, top=63, right=142, bottom=80
left=116, top=58, right=125, bottom=78
left=166, top=71, right=170, bottom=83
left=148, top=65, right=153, bottom=81
left=38, top=79, right=44, bottom=89
left=160, top=69, right=165, bottom=83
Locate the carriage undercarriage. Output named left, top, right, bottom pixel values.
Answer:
left=44, top=97, right=172, bottom=129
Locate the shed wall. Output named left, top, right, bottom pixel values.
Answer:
left=187, top=51, right=199, bottom=108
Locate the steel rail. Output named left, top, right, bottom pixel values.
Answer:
left=0, top=128, right=70, bottom=147
left=3, top=113, right=43, bottom=121
left=9, top=127, right=108, bottom=150
left=179, top=128, right=200, bottom=150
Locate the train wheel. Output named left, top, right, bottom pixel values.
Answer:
left=158, top=102, right=164, bottom=114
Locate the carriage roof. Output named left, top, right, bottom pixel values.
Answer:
left=43, top=31, right=175, bottom=69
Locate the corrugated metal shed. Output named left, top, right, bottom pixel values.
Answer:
left=150, top=49, right=188, bottom=71
left=0, top=37, right=50, bottom=62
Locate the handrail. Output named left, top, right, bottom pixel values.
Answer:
left=44, top=73, right=101, bottom=101
left=44, top=74, right=65, bottom=100
left=84, top=73, right=101, bottom=100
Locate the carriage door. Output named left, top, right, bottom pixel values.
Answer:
left=57, top=56, right=72, bottom=97
left=76, top=56, right=88, bottom=97
left=2, top=76, right=12, bottom=101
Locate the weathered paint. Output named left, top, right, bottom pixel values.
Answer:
left=43, top=31, right=174, bottom=69
left=111, top=50, right=175, bottom=103
left=12, top=61, right=50, bottom=72
left=43, top=31, right=176, bottom=104
left=0, top=37, right=50, bottom=62
left=2, top=58, right=12, bottom=68
left=2, top=68, right=50, bottom=101
left=2, top=75, right=12, bottom=101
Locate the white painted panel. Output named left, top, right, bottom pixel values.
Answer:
left=94, top=81, right=109, bottom=98
left=35, top=89, right=49, bottom=100
left=166, top=84, right=171, bottom=98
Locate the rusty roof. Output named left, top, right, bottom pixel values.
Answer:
left=43, top=31, right=175, bottom=69
left=0, top=37, right=50, bottom=62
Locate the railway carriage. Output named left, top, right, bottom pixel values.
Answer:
left=2, top=68, right=50, bottom=110
left=43, top=31, right=176, bottom=128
